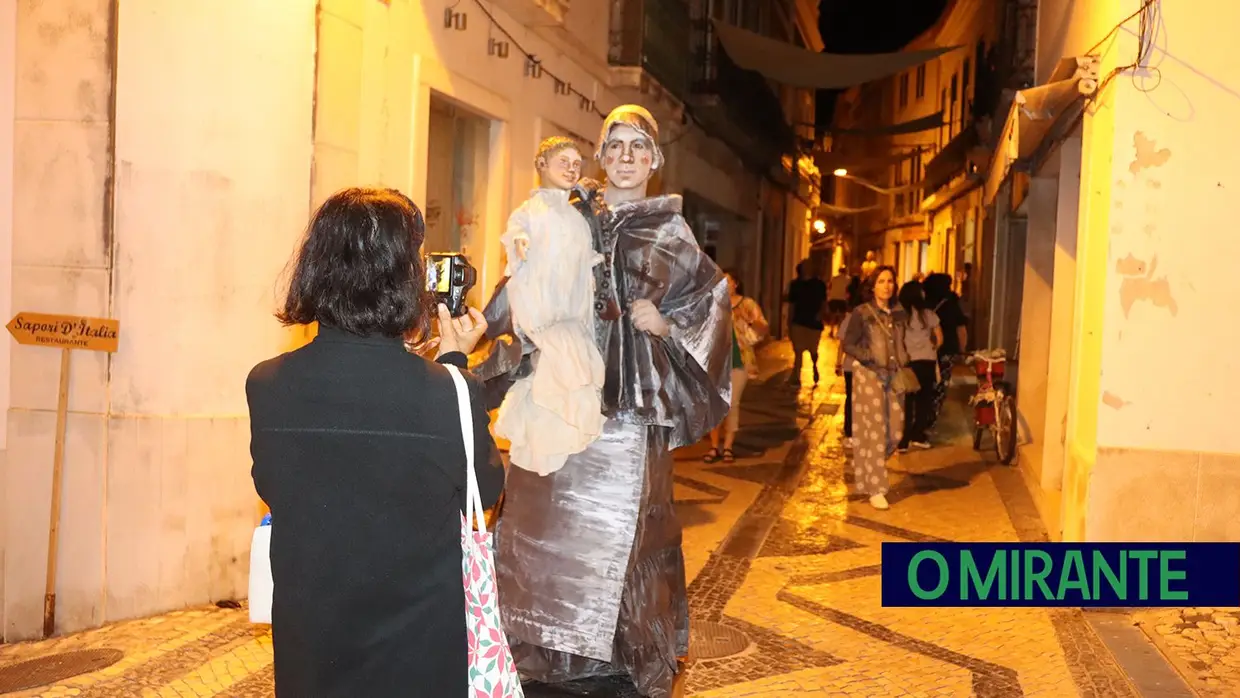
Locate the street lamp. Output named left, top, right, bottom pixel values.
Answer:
left=813, top=219, right=827, bottom=235
left=833, top=168, right=848, bottom=177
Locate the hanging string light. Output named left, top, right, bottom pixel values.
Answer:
left=450, top=1, right=716, bottom=149
left=465, top=0, right=607, bottom=119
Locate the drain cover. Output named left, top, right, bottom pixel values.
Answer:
left=687, top=621, right=751, bottom=661
left=0, top=648, right=124, bottom=693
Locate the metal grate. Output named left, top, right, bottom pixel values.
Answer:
left=688, top=621, right=751, bottom=661
left=0, top=648, right=124, bottom=693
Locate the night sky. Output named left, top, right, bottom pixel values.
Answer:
left=815, top=0, right=949, bottom=129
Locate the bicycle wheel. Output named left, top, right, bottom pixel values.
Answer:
left=994, top=386, right=1018, bottom=465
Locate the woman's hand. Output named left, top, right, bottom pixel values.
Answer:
left=631, top=299, right=670, bottom=337
left=436, top=304, right=489, bottom=358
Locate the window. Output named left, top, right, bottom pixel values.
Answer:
left=915, top=65, right=926, bottom=100
left=913, top=152, right=923, bottom=207
left=939, top=89, right=947, bottom=147
left=898, top=73, right=909, bottom=109
left=963, top=58, right=972, bottom=123
left=426, top=95, right=494, bottom=306
left=950, top=74, right=958, bottom=137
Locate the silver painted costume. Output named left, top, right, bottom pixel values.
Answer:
left=476, top=187, right=732, bottom=697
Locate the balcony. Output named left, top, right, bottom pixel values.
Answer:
left=608, top=0, right=795, bottom=173
left=609, top=0, right=693, bottom=99
left=490, top=0, right=571, bottom=27
left=692, top=22, right=796, bottom=173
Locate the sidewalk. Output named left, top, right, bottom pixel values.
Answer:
left=669, top=344, right=1139, bottom=697
left=0, top=338, right=1216, bottom=697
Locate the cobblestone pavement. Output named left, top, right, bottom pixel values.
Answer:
left=1132, top=607, right=1240, bottom=696
left=0, top=339, right=1168, bottom=696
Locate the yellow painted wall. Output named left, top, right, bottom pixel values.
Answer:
left=1052, top=0, right=1240, bottom=540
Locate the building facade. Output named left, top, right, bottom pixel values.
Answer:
left=609, top=0, right=822, bottom=333
left=0, top=0, right=819, bottom=640
left=826, top=0, right=1003, bottom=334
left=987, top=0, right=1240, bottom=543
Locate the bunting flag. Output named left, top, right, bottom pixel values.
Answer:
left=818, top=202, right=885, bottom=216
left=824, top=112, right=945, bottom=136
left=836, top=175, right=932, bottom=196
left=711, top=20, right=960, bottom=90
left=814, top=147, right=928, bottom=175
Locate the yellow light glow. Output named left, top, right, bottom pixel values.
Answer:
left=833, top=168, right=848, bottom=177
left=813, top=219, right=827, bottom=234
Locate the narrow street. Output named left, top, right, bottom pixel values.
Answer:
left=0, top=339, right=1217, bottom=697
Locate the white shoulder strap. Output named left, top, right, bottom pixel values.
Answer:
left=445, top=365, right=485, bottom=534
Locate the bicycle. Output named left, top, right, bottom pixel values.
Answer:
left=967, top=349, right=1017, bottom=465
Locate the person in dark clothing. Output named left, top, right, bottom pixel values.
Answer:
left=248, top=187, right=504, bottom=698
left=923, top=273, right=968, bottom=428
left=785, top=259, right=828, bottom=386
left=835, top=275, right=866, bottom=443
left=847, top=274, right=865, bottom=309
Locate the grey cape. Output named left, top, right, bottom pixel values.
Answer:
left=475, top=187, right=732, bottom=697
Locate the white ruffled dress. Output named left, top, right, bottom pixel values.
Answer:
left=495, top=188, right=606, bottom=476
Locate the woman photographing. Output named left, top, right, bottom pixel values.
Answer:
left=248, top=187, right=503, bottom=697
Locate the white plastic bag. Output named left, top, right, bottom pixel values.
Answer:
left=248, top=523, right=273, bottom=624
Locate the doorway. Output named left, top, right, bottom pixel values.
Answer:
left=424, top=95, right=492, bottom=259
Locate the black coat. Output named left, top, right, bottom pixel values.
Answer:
left=247, top=327, right=505, bottom=697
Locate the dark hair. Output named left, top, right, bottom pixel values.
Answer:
left=899, top=280, right=929, bottom=327
left=923, top=272, right=954, bottom=305
left=277, top=187, right=432, bottom=341
left=723, top=268, right=744, bottom=296
left=863, top=265, right=897, bottom=303
left=846, top=275, right=864, bottom=309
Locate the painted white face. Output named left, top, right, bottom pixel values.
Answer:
left=601, top=124, right=655, bottom=190
left=539, top=147, right=582, bottom=190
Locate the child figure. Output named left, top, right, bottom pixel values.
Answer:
left=495, top=136, right=606, bottom=476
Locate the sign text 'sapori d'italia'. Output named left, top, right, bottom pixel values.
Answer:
left=6, top=312, right=120, bottom=353
left=881, top=542, right=1240, bottom=607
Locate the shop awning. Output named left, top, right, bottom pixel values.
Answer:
left=711, top=20, right=960, bottom=90
left=983, top=57, right=1096, bottom=204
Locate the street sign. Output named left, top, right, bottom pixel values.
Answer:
left=6, top=311, right=121, bottom=638
left=6, top=312, right=120, bottom=353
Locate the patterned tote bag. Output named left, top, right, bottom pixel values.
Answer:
left=446, top=365, right=524, bottom=698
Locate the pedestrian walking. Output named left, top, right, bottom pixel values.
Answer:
left=785, top=259, right=827, bottom=386
left=248, top=188, right=504, bottom=697
left=841, top=266, right=908, bottom=511
left=860, top=251, right=878, bottom=280
left=705, top=269, right=769, bottom=464
left=896, top=281, right=941, bottom=451
left=835, top=306, right=857, bottom=447
left=923, top=273, right=968, bottom=429
left=826, top=267, right=851, bottom=338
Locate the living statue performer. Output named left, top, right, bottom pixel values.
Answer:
left=474, top=105, right=733, bottom=697
left=494, top=136, right=606, bottom=477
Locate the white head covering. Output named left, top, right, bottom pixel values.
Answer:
left=595, top=104, right=664, bottom=169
